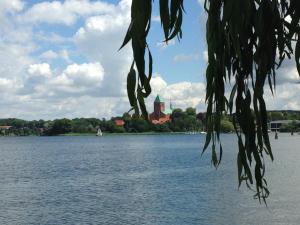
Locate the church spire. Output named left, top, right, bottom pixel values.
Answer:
left=170, top=98, right=173, bottom=110
left=154, top=95, right=163, bottom=103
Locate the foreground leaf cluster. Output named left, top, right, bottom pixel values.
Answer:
left=121, top=0, right=300, bottom=203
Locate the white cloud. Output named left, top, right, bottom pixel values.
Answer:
left=265, top=83, right=300, bottom=110
left=60, top=62, right=104, bottom=87
left=83, top=14, right=127, bottom=33
left=198, top=0, right=205, bottom=5
left=59, top=50, right=71, bottom=63
left=0, top=0, right=24, bottom=13
left=203, top=50, right=208, bottom=63
left=148, top=75, right=206, bottom=112
left=2, top=0, right=124, bottom=113
left=35, top=32, right=71, bottom=44
left=163, top=82, right=206, bottom=110
left=150, top=75, right=168, bottom=93
left=275, top=58, right=300, bottom=85
left=0, top=95, right=129, bottom=120
left=40, top=50, right=58, bottom=60
left=0, top=41, right=34, bottom=80
left=40, top=49, right=72, bottom=63
left=28, top=63, right=52, bottom=77
left=19, top=0, right=115, bottom=25
left=0, top=78, right=20, bottom=91
left=25, top=62, right=105, bottom=97
left=148, top=70, right=300, bottom=114
left=0, top=0, right=134, bottom=119
left=74, top=0, right=132, bottom=97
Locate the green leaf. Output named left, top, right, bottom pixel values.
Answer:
left=127, top=63, right=137, bottom=108
left=223, top=0, right=234, bottom=22
left=147, top=46, right=153, bottom=82
left=119, top=20, right=133, bottom=50
left=160, top=0, right=170, bottom=40
left=202, top=129, right=212, bottom=153
left=167, top=8, right=183, bottom=41
left=237, top=152, right=242, bottom=187
left=212, top=143, right=218, bottom=167
left=295, top=38, right=300, bottom=76
left=137, top=86, right=148, bottom=119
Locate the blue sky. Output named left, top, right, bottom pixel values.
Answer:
left=26, top=0, right=207, bottom=84
left=0, top=0, right=299, bottom=120
left=147, top=0, right=206, bottom=84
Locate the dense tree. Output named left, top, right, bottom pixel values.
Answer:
left=185, top=107, right=197, bottom=116
left=268, top=111, right=284, bottom=121
left=220, top=120, right=234, bottom=133
left=153, top=123, right=172, bottom=132
left=169, top=108, right=204, bottom=131
left=49, top=119, right=72, bottom=135
left=268, top=111, right=300, bottom=121
left=122, top=112, right=132, bottom=121
left=280, top=121, right=300, bottom=132
left=196, top=112, right=205, bottom=122
left=171, top=108, right=184, bottom=119
left=120, top=0, right=300, bottom=201
left=129, top=118, right=151, bottom=132
left=105, top=120, right=126, bottom=133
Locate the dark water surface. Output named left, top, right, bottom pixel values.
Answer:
left=0, top=134, right=299, bottom=225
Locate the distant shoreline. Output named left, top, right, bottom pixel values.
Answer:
left=1, top=131, right=299, bottom=137
left=61, top=132, right=188, bottom=136
left=0, top=131, right=205, bottom=137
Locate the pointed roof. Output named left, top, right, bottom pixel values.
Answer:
left=154, top=95, right=164, bottom=103
left=163, top=108, right=172, bottom=115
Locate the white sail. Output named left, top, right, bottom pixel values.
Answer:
left=96, top=128, right=103, bottom=136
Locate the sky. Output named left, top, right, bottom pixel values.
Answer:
left=0, top=0, right=299, bottom=120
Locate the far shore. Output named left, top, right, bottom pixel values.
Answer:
left=0, top=131, right=204, bottom=137
left=61, top=132, right=189, bottom=136
left=2, top=131, right=299, bottom=137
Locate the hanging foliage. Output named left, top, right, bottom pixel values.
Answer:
left=120, top=0, right=300, bottom=203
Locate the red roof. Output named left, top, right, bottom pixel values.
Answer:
left=114, top=119, right=125, bottom=126
left=0, top=126, right=12, bottom=129
left=150, top=116, right=171, bottom=124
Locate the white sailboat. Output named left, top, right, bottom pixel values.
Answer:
left=96, top=128, right=103, bottom=136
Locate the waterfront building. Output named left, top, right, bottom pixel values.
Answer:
left=149, top=95, right=173, bottom=124
left=114, top=119, right=125, bottom=126
left=0, top=126, right=12, bottom=130
left=270, top=120, right=300, bottom=131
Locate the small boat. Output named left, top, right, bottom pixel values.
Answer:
left=200, top=131, right=207, bottom=135
left=96, top=128, right=103, bottom=136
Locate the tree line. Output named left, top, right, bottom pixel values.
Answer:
left=1, top=109, right=299, bottom=136
left=0, top=107, right=235, bottom=136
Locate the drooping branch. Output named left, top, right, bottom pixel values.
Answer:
left=121, top=0, right=300, bottom=202
left=120, top=0, right=184, bottom=119
left=203, top=0, right=300, bottom=203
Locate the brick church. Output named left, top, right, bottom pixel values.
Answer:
left=149, top=95, right=173, bottom=124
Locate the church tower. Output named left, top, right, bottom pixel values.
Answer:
left=170, top=99, right=173, bottom=110
left=154, top=95, right=165, bottom=118
left=149, top=94, right=172, bottom=124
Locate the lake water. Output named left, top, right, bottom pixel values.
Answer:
left=0, top=134, right=299, bottom=225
